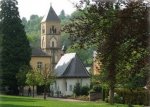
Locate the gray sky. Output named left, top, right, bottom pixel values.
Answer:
left=17, top=0, right=78, bottom=20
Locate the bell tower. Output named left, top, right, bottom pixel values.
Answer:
left=41, top=5, right=61, bottom=67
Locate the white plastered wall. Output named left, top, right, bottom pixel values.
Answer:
left=50, top=78, right=90, bottom=96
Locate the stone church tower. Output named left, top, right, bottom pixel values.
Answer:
left=41, top=5, right=61, bottom=67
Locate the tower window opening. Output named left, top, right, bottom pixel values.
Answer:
left=50, top=28, right=52, bottom=34
left=42, top=26, right=45, bottom=34
left=54, top=28, right=56, bottom=33
left=42, top=29, right=45, bottom=34
left=52, top=26, right=54, bottom=34
left=52, top=41, right=54, bottom=47
left=42, top=37, right=44, bottom=48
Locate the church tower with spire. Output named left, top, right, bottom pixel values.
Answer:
left=41, top=5, right=61, bottom=66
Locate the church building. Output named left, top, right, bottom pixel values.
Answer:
left=31, top=5, right=62, bottom=74
left=30, top=5, right=90, bottom=96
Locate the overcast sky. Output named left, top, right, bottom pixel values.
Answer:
left=17, top=0, right=78, bottom=20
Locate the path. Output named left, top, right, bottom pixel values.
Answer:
left=36, top=95, right=88, bottom=102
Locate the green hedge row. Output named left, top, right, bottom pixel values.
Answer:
left=115, top=88, right=150, bottom=106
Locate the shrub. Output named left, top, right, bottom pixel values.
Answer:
left=80, top=86, right=90, bottom=96
left=73, top=83, right=81, bottom=96
left=73, top=83, right=90, bottom=96
left=93, top=85, right=102, bottom=93
left=114, top=93, right=123, bottom=103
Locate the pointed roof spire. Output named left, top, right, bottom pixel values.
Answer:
left=41, top=4, right=60, bottom=22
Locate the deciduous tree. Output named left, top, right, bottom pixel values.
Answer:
left=63, top=0, right=149, bottom=104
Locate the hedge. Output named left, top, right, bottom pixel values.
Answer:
left=114, top=88, right=150, bottom=106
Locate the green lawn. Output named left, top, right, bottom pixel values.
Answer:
left=0, top=95, right=141, bottom=107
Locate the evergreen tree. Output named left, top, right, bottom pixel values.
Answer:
left=0, top=21, right=2, bottom=89
left=59, top=10, right=65, bottom=20
left=0, top=0, right=31, bottom=95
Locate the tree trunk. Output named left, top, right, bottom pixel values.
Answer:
left=109, top=86, right=114, bottom=104
left=22, top=86, right=24, bottom=96
left=44, top=85, right=47, bottom=100
left=33, top=85, right=34, bottom=98
left=108, top=68, right=115, bottom=105
left=102, top=88, right=105, bottom=101
left=128, top=89, right=133, bottom=107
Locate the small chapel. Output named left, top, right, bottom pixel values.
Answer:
left=29, top=5, right=90, bottom=96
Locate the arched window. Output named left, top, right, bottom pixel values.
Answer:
left=52, top=41, right=54, bottom=47
left=42, top=26, right=45, bottom=34
left=52, top=25, right=54, bottom=34
left=50, top=38, right=57, bottom=48
left=42, top=37, right=44, bottom=48
left=65, top=81, right=67, bottom=91
left=54, top=28, right=57, bottom=34
left=55, top=55, right=57, bottom=62
left=50, top=28, right=52, bottom=34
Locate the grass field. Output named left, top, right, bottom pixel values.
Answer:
left=0, top=95, right=142, bottom=107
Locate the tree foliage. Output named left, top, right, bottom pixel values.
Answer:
left=59, top=10, right=66, bottom=20
left=16, top=65, right=30, bottom=95
left=26, top=68, right=42, bottom=97
left=26, top=64, right=55, bottom=99
left=114, top=2, right=149, bottom=90
left=16, top=66, right=29, bottom=87
left=0, top=0, right=31, bottom=95
left=63, top=0, right=149, bottom=104
left=21, top=15, right=42, bottom=48
left=39, top=64, right=55, bottom=100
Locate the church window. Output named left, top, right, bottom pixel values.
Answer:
left=42, top=37, right=44, bottom=48
left=57, top=86, right=59, bottom=91
left=52, top=41, right=54, bottom=47
left=54, top=28, right=56, bottom=33
left=55, top=55, right=57, bottom=62
left=37, top=62, right=43, bottom=69
left=42, top=29, right=45, bottom=34
left=42, top=26, right=45, bottom=34
left=55, top=81, right=57, bottom=90
left=50, top=28, right=52, bottom=34
left=65, top=82, right=67, bottom=91
left=69, top=85, right=72, bottom=91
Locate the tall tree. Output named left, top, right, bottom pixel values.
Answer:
left=114, top=1, right=149, bottom=105
left=59, top=10, right=66, bottom=20
left=63, top=0, right=149, bottom=104
left=0, top=0, right=31, bottom=95
left=0, top=21, right=2, bottom=88
left=63, top=1, right=118, bottom=104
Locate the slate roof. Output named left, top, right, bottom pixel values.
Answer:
left=55, top=53, right=90, bottom=78
left=32, top=48, right=50, bottom=57
left=41, top=6, right=60, bottom=22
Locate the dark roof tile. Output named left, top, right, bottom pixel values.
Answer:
left=55, top=53, right=90, bottom=78
left=32, top=48, right=50, bottom=57
left=42, top=6, right=60, bottom=22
